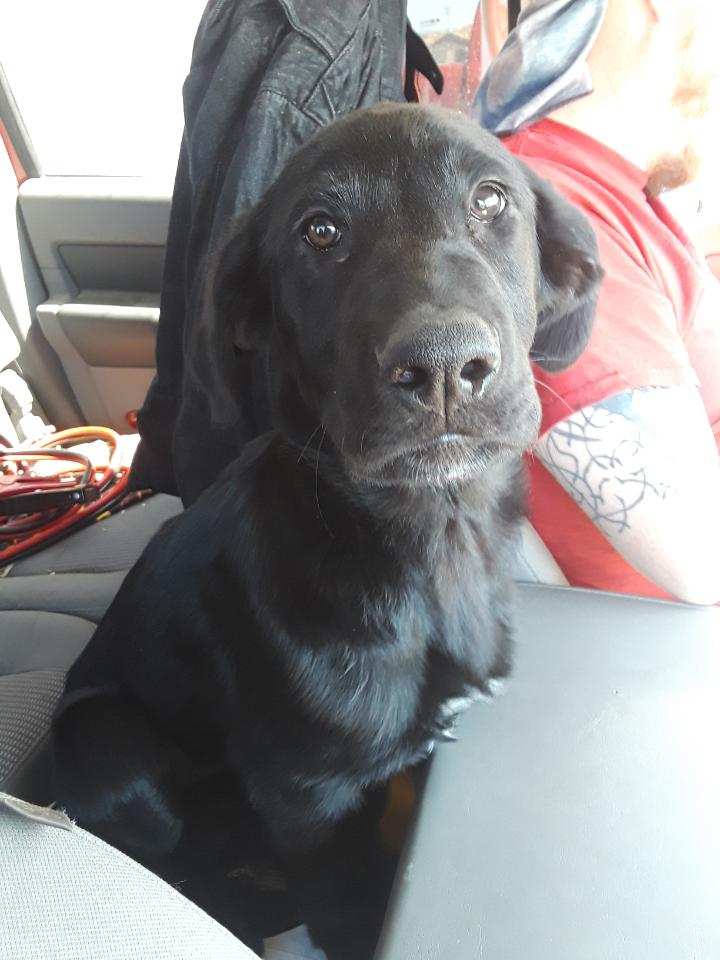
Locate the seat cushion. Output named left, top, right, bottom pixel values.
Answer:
left=0, top=496, right=182, bottom=798
left=0, top=571, right=127, bottom=623
left=0, top=609, right=95, bottom=674
left=0, top=795, right=262, bottom=959
left=7, top=494, right=182, bottom=576
left=0, top=495, right=182, bottom=623
left=0, top=610, right=95, bottom=798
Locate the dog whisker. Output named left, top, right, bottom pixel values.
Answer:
left=533, top=378, right=573, bottom=414
left=297, top=423, right=322, bottom=464
left=315, top=425, right=335, bottom=539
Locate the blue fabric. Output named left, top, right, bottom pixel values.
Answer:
left=473, top=0, right=607, bottom=135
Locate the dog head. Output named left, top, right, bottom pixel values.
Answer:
left=218, top=104, right=602, bottom=488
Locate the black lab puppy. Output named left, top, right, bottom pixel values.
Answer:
left=52, top=105, right=602, bottom=958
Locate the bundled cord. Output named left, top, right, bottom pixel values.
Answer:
left=0, top=426, right=150, bottom=565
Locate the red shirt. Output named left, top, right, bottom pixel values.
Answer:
left=502, top=119, right=720, bottom=599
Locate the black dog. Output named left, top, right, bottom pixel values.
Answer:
left=52, top=105, right=602, bottom=958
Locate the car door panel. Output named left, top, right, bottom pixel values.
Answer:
left=18, top=176, right=170, bottom=430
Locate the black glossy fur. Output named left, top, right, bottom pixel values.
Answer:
left=52, top=105, right=602, bottom=958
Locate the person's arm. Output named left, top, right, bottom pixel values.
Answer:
left=534, top=385, right=720, bottom=605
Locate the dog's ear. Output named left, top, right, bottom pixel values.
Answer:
left=528, top=170, right=604, bottom=372
left=212, top=202, right=273, bottom=352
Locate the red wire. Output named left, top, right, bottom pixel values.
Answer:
left=0, top=469, right=131, bottom=564
left=0, top=427, right=132, bottom=564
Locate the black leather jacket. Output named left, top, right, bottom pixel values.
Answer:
left=131, top=0, right=441, bottom=503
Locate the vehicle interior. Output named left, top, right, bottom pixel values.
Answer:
left=1, top=2, right=719, bottom=959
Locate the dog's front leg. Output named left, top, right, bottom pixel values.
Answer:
left=248, top=775, right=396, bottom=960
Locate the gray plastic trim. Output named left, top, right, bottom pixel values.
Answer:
left=0, top=64, right=40, bottom=180
left=17, top=177, right=170, bottom=428
left=19, top=177, right=171, bottom=300
left=58, top=243, right=165, bottom=293
left=41, top=293, right=159, bottom=368
left=377, top=583, right=720, bottom=960
left=37, top=297, right=158, bottom=430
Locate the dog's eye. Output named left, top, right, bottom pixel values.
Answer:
left=469, top=183, right=506, bottom=223
left=304, top=216, right=341, bottom=251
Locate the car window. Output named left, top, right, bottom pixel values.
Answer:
left=407, top=0, right=480, bottom=33
left=2, top=0, right=205, bottom=177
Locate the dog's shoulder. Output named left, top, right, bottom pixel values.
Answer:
left=63, top=435, right=281, bottom=693
left=154, top=430, right=281, bottom=551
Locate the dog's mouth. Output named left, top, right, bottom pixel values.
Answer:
left=349, top=433, right=519, bottom=487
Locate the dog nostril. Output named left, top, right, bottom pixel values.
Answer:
left=391, top=366, right=428, bottom=390
left=460, top=357, right=494, bottom=385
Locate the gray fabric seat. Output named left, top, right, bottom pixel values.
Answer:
left=0, top=495, right=182, bottom=799
left=0, top=495, right=182, bottom=622
left=0, top=570, right=127, bottom=623
left=6, top=493, right=183, bottom=577
left=0, top=794, right=262, bottom=960
left=0, top=610, right=95, bottom=799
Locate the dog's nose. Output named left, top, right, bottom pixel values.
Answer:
left=385, top=323, right=500, bottom=408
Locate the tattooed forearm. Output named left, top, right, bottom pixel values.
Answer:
left=534, top=385, right=720, bottom=603
left=535, top=389, right=673, bottom=536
